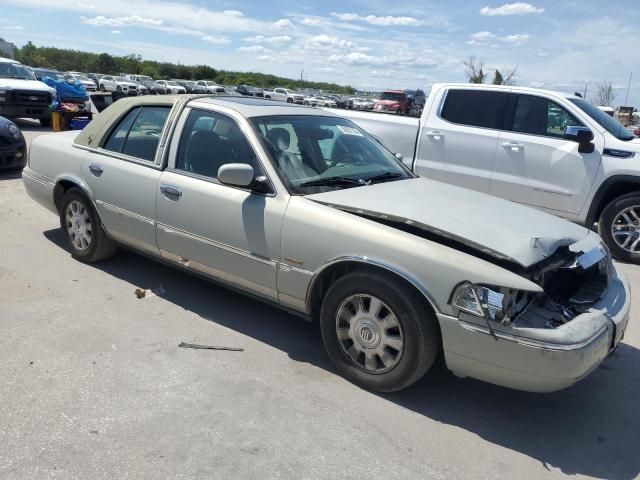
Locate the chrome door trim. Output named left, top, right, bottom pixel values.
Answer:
left=160, top=249, right=278, bottom=301
left=156, top=223, right=277, bottom=266
left=97, top=200, right=156, bottom=226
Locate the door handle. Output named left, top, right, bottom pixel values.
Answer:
left=88, top=163, right=103, bottom=175
left=502, top=142, right=524, bottom=152
left=160, top=184, right=182, bottom=197
left=425, top=131, right=443, bottom=140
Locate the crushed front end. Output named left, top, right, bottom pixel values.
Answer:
left=441, top=233, right=631, bottom=392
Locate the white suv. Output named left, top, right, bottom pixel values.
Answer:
left=155, top=80, right=186, bottom=94
left=99, top=75, right=138, bottom=94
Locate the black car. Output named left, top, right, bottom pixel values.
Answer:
left=32, top=67, right=65, bottom=82
left=174, top=80, right=206, bottom=94
left=0, top=116, right=27, bottom=170
left=235, top=85, right=264, bottom=97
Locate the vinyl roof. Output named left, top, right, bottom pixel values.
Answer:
left=191, top=96, right=336, bottom=118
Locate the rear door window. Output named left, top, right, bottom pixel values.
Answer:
left=440, top=89, right=509, bottom=129
left=103, top=106, right=170, bottom=162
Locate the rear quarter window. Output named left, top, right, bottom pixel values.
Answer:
left=440, top=89, right=509, bottom=129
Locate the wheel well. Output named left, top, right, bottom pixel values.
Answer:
left=53, top=180, right=80, bottom=213
left=589, top=179, right=640, bottom=225
left=307, top=261, right=439, bottom=322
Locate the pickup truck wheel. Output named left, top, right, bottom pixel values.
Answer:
left=599, top=194, right=640, bottom=262
left=59, top=189, right=117, bottom=263
left=320, top=272, right=440, bottom=392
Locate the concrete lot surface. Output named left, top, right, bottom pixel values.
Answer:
left=1, top=124, right=639, bottom=479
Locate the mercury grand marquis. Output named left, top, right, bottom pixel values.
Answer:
left=22, top=95, right=631, bottom=392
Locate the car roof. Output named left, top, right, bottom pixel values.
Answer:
left=432, top=82, right=581, bottom=101
left=192, top=96, right=338, bottom=118
left=0, top=58, right=20, bottom=65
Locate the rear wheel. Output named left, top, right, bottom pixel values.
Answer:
left=599, top=193, right=640, bottom=262
left=320, top=271, right=440, bottom=392
left=59, top=188, right=117, bottom=263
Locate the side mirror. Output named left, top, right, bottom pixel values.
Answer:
left=564, top=126, right=595, bottom=154
left=564, top=126, right=593, bottom=143
left=218, top=163, right=255, bottom=187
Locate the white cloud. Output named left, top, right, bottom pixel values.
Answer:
left=223, top=10, right=243, bottom=17
left=243, top=35, right=291, bottom=45
left=201, top=35, right=231, bottom=45
left=257, top=54, right=274, bottom=61
left=300, top=18, right=321, bottom=26
left=467, top=30, right=529, bottom=46
left=110, top=30, right=121, bottom=34
left=308, top=34, right=355, bottom=49
left=2, top=25, right=24, bottom=31
left=272, top=19, right=293, bottom=30
left=81, top=15, right=164, bottom=27
left=480, top=3, right=544, bottom=16
left=237, top=45, right=269, bottom=53
left=331, top=12, right=423, bottom=26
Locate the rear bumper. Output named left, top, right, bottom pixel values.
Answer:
left=439, top=264, right=631, bottom=392
left=22, top=167, right=57, bottom=214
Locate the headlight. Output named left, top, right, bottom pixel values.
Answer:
left=451, top=282, right=507, bottom=322
left=7, top=123, right=21, bottom=140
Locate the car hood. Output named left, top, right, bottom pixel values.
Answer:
left=0, top=78, right=54, bottom=92
left=306, top=177, right=593, bottom=268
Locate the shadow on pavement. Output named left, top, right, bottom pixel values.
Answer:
left=43, top=228, right=640, bottom=479
left=0, top=170, right=23, bottom=181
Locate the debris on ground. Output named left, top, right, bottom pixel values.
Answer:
left=134, top=284, right=166, bottom=299
left=178, top=342, right=244, bottom=352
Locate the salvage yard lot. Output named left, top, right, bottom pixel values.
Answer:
left=1, top=125, right=639, bottom=480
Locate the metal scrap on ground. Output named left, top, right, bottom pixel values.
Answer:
left=178, top=342, right=244, bottom=352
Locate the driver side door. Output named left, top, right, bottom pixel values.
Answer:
left=155, top=107, right=287, bottom=301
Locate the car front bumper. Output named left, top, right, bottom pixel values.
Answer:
left=0, top=140, right=26, bottom=170
left=438, top=263, right=631, bottom=392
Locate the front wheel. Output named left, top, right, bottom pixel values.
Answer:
left=599, top=193, right=640, bottom=262
left=320, top=271, right=440, bottom=392
left=59, top=188, right=117, bottom=263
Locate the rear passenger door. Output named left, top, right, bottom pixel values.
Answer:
left=414, top=87, right=509, bottom=193
left=490, top=92, right=603, bottom=216
left=83, top=105, right=171, bottom=254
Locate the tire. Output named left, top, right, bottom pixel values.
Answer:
left=598, top=193, right=640, bottom=262
left=59, top=188, right=117, bottom=263
left=116, top=86, right=122, bottom=93
left=287, top=98, right=293, bottom=103
left=39, top=117, right=51, bottom=127
left=320, top=271, right=440, bottom=392
left=99, top=84, right=105, bottom=92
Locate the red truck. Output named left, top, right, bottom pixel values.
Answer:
left=374, top=89, right=426, bottom=115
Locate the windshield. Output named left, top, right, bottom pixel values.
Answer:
left=380, top=92, right=403, bottom=102
left=570, top=98, right=634, bottom=141
left=139, top=76, right=152, bottom=82
left=115, top=76, right=127, bottom=81
left=0, top=62, right=35, bottom=80
left=166, top=81, right=179, bottom=86
left=252, top=115, right=413, bottom=194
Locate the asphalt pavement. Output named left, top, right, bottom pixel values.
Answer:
left=1, top=123, right=639, bottom=480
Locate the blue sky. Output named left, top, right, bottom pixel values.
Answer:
left=1, top=0, right=638, bottom=105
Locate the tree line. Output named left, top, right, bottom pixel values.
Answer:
left=14, top=42, right=355, bottom=94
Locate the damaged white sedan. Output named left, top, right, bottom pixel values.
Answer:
left=23, top=96, right=630, bottom=392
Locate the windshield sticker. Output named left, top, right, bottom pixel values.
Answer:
left=337, top=125, right=363, bottom=136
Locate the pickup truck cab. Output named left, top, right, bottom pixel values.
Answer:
left=0, top=58, right=55, bottom=127
left=339, top=83, right=640, bottom=262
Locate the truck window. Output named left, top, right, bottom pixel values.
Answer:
left=509, top=94, right=583, bottom=138
left=440, top=90, right=509, bottom=129
left=103, top=106, right=170, bottom=162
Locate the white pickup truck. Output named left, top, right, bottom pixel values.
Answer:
left=337, top=83, right=640, bottom=262
left=264, top=88, right=305, bottom=104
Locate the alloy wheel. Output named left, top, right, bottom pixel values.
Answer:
left=611, top=206, right=640, bottom=253
left=65, top=200, right=92, bottom=251
left=335, top=294, right=404, bottom=374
